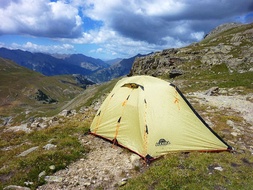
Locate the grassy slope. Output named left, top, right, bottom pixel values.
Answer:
left=167, top=23, right=253, bottom=94
left=0, top=58, right=85, bottom=123
left=61, top=77, right=118, bottom=111
left=122, top=152, right=253, bottom=190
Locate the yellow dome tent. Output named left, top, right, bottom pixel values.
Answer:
left=90, top=75, right=231, bottom=162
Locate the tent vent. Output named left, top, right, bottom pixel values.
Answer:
left=97, top=110, right=101, bottom=116
left=117, top=117, right=122, bottom=123
left=126, top=95, right=130, bottom=100
left=121, top=83, right=144, bottom=90
left=144, top=99, right=147, bottom=104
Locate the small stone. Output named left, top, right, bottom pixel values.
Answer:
left=43, top=144, right=57, bottom=150
left=118, top=180, right=127, bottom=187
left=204, top=87, right=219, bottom=96
left=214, top=166, right=223, bottom=171
left=130, top=154, right=140, bottom=168
left=58, top=110, right=71, bottom=117
left=38, top=171, right=46, bottom=180
left=104, top=177, right=109, bottom=181
left=24, top=181, right=33, bottom=186
left=84, top=182, right=91, bottom=186
left=3, top=185, right=31, bottom=190
left=44, top=176, right=63, bottom=182
left=7, top=124, right=31, bottom=133
left=169, top=69, right=183, bottom=78
left=226, top=120, right=235, bottom=128
left=17, top=146, right=39, bottom=157
left=231, top=132, right=238, bottom=137
left=121, top=178, right=128, bottom=182
left=49, top=165, right=56, bottom=170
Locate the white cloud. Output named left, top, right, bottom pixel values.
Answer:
left=78, top=0, right=252, bottom=58
left=95, top=48, right=103, bottom=53
left=10, top=41, right=74, bottom=53
left=1, top=0, right=253, bottom=59
left=191, top=32, right=205, bottom=41
left=82, top=0, right=253, bottom=44
left=141, top=0, right=185, bottom=16
left=0, top=0, right=83, bottom=37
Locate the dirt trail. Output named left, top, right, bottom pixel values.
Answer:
left=37, top=135, right=144, bottom=190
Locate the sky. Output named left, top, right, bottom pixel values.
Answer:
left=0, top=0, right=253, bottom=60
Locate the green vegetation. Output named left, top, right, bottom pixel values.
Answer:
left=176, top=61, right=253, bottom=94
left=122, top=152, right=253, bottom=190
left=0, top=115, right=90, bottom=190
left=84, top=78, right=118, bottom=107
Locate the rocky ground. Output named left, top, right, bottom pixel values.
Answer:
left=188, top=88, right=253, bottom=153
left=35, top=87, right=253, bottom=190
left=37, top=134, right=145, bottom=190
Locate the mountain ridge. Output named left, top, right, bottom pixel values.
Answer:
left=0, top=48, right=142, bottom=83
left=0, top=48, right=107, bottom=76
left=88, top=54, right=148, bottom=83
left=130, top=22, right=253, bottom=79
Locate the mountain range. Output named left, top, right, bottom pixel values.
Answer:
left=0, top=48, right=92, bottom=76
left=0, top=47, right=146, bottom=83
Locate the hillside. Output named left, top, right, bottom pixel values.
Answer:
left=63, top=54, right=109, bottom=71
left=88, top=54, right=147, bottom=83
left=0, top=58, right=93, bottom=125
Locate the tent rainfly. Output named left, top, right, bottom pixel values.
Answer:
left=90, top=75, right=232, bottom=162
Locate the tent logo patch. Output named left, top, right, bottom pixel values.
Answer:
left=155, top=138, right=170, bottom=146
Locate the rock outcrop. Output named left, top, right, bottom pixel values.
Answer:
left=129, top=23, right=253, bottom=77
